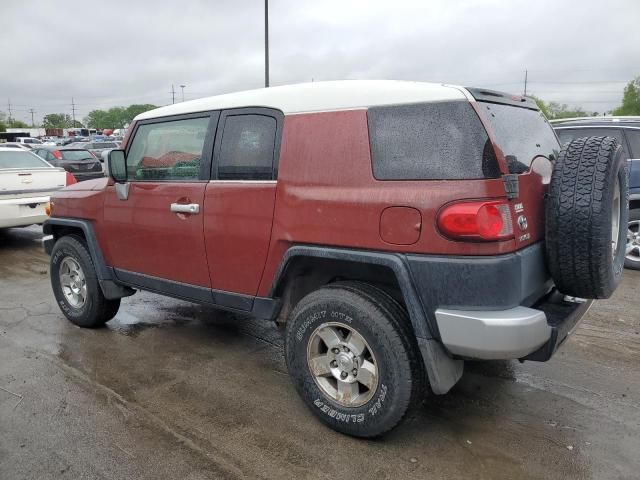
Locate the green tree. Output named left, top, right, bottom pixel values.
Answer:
left=528, top=95, right=593, bottom=120
left=613, top=76, right=640, bottom=115
left=0, top=111, right=8, bottom=132
left=42, top=113, right=71, bottom=128
left=84, top=104, right=156, bottom=129
left=7, top=119, right=29, bottom=128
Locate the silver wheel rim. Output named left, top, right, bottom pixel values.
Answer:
left=306, top=321, right=379, bottom=408
left=59, top=257, right=87, bottom=308
left=627, top=219, right=640, bottom=263
left=611, top=178, right=621, bottom=258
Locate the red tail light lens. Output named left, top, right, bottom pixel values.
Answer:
left=438, top=200, right=513, bottom=241
left=65, top=172, right=77, bottom=186
left=53, top=150, right=63, bottom=160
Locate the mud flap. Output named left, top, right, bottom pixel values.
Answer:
left=417, top=338, right=464, bottom=395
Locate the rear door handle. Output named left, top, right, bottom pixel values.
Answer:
left=170, top=203, right=200, bottom=214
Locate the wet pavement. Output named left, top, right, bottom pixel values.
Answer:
left=0, top=226, right=638, bottom=480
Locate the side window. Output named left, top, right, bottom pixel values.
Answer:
left=217, top=114, right=277, bottom=180
left=126, top=116, right=210, bottom=181
left=625, top=130, right=640, bottom=158
left=368, top=101, right=500, bottom=180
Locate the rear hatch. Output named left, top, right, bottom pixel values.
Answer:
left=468, top=88, right=561, bottom=249
left=59, top=149, right=103, bottom=174
left=0, top=149, right=66, bottom=200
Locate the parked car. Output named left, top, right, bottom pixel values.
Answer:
left=552, top=117, right=640, bottom=270
left=0, top=142, right=31, bottom=150
left=79, top=141, right=120, bottom=162
left=0, top=146, right=74, bottom=229
left=43, top=81, right=628, bottom=437
left=32, top=146, right=104, bottom=182
left=14, top=137, right=43, bottom=146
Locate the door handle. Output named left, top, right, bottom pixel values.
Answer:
left=170, top=203, right=200, bottom=214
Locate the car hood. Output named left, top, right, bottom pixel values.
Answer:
left=64, top=177, right=109, bottom=191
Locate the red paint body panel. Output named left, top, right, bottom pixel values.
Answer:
left=203, top=182, right=276, bottom=295
left=256, top=110, right=516, bottom=296
left=100, top=182, right=211, bottom=287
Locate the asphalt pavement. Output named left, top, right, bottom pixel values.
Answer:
left=1, top=226, right=638, bottom=480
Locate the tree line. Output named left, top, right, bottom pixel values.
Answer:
left=1, top=77, right=639, bottom=132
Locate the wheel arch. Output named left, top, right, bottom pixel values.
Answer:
left=269, top=246, right=431, bottom=338
left=44, top=218, right=134, bottom=300
left=271, top=246, right=464, bottom=395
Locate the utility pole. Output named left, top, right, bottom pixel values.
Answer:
left=264, top=0, right=269, bottom=87
left=180, top=84, right=186, bottom=102
left=170, top=84, right=176, bottom=104
left=29, top=109, right=36, bottom=127
left=7, top=99, right=12, bottom=124
left=524, top=69, right=528, bottom=97
left=71, top=97, right=76, bottom=126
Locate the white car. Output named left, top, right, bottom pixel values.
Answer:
left=0, top=147, right=71, bottom=229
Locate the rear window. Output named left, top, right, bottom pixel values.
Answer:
left=61, top=150, right=94, bottom=161
left=0, top=151, right=51, bottom=169
left=481, top=102, right=560, bottom=174
left=367, top=101, right=500, bottom=180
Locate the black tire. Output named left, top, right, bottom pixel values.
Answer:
left=285, top=282, right=424, bottom=438
left=546, top=136, right=629, bottom=298
left=50, top=235, right=120, bottom=328
left=625, top=208, right=640, bottom=270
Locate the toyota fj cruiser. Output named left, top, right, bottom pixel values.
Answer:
left=43, top=81, right=629, bottom=437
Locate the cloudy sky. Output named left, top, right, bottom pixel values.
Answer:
left=1, top=0, right=638, bottom=124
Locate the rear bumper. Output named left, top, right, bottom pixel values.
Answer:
left=435, top=292, right=592, bottom=360
left=0, top=196, right=49, bottom=228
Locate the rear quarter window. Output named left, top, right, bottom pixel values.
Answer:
left=367, top=101, right=500, bottom=180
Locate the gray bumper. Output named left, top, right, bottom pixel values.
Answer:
left=435, top=295, right=593, bottom=360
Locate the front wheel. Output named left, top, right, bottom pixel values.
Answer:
left=285, top=282, right=424, bottom=438
left=50, top=235, right=120, bottom=328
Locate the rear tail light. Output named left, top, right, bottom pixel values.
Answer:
left=65, top=172, right=77, bottom=186
left=437, top=200, right=513, bottom=241
left=52, top=150, right=63, bottom=160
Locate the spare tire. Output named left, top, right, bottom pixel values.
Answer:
left=546, top=136, right=629, bottom=299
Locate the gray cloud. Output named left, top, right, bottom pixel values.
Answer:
left=2, top=0, right=638, bottom=124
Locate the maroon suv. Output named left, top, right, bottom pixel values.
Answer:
left=44, top=81, right=628, bottom=437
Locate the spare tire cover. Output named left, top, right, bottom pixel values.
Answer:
left=545, top=136, right=629, bottom=299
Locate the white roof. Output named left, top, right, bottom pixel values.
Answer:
left=135, top=80, right=468, bottom=121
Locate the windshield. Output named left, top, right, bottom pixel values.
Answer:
left=480, top=102, right=560, bottom=174
left=61, top=150, right=95, bottom=161
left=0, top=150, right=52, bottom=169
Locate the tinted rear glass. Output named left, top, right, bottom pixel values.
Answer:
left=368, top=101, right=500, bottom=180
left=61, top=150, right=94, bottom=161
left=481, top=102, right=560, bottom=174
left=0, top=151, right=51, bottom=169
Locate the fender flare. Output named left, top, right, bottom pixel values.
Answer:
left=269, top=245, right=463, bottom=395
left=43, top=218, right=134, bottom=300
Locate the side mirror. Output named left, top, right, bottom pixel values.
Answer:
left=108, top=150, right=127, bottom=183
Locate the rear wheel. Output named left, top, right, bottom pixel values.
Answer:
left=285, top=282, right=424, bottom=438
left=625, top=208, right=640, bottom=270
left=50, top=235, right=120, bottom=328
